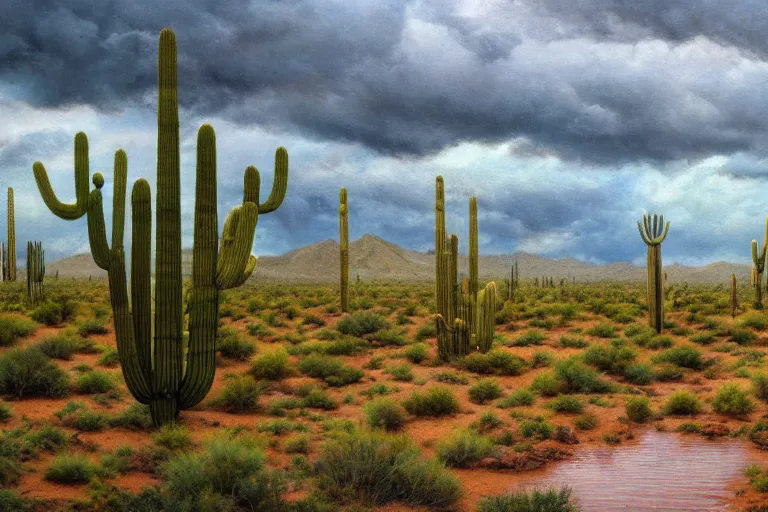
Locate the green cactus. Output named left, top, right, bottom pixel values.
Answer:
left=32, top=28, right=288, bottom=426
left=731, top=273, right=739, bottom=318
left=751, top=217, right=768, bottom=309
left=26, top=241, right=45, bottom=304
left=339, top=187, right=348, bottom=312
left=434, top=176, right=497, bottom=360
left=638, top=212, right=670, bottom=333
left=6, top=188, right=15, bottom=281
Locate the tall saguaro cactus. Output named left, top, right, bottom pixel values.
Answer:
left=339, top=187, right=348, bottom=312
left=638, top=212, right=670, bottom=333
left=6, top=188, right=15, bottom=281
left=731, top=273, right=739, bottom=318
left=32, top=28, right=289, bottom=426
left=751, top=217, right=768, bottom=309
left=26, top=241, right=45, bottom=304
left=434, top=176, right=497, bottom=360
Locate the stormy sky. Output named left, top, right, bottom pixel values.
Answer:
left=2, top=0, right=768, bottom=267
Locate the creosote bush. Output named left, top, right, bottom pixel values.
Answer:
left=712, top=384, right=756, bottom=417
left=0, top=315, right=36, bottom=346
left=625, top=396, right=653, bottom=423
left=436, top=429, right=496, bottom=468
left=0, top=347, right=70, bottom=398
left=475, top=486, right=580, bottom=512
left=468, top=378, right=503, bottom=404
left=663, top=390, right=702, bottom=416
left=365, top=398, right=406, bottom=431
left=403, top=387, right=460, bottom=417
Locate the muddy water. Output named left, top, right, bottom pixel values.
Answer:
left=509, top=430, right=765, bottom=511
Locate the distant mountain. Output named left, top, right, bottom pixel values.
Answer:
left=46, top=234, right=753, bottom=285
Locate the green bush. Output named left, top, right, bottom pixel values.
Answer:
left=554, top=357, right=613, bottom=394
left=652, top=345, right=706, bottom=369
left=298, top=355, right=364, bottom=387
left=216, top=328, right=255, bottom=361
left=574, top=413, right=599, bottom=431
left=0, top=315, right=36, bottom=346
left=624, top=363, right=654, bottom=385
left=510, top=330, right=545, bottom=347
left=0, top=347, right=70, bottom=398
left=497, top=389, right=535, bottom=408
left=249, top=349, right=292, bottom=381
left=433, top=370, right=469, bottom=385
left=664, top=390, right=701, bottom=415
left=712, top=384, right=756, bottom=417
left=315, top=430, right=461, bottom=508
left=730, top=328, right=756, bottom=345
left=414, top=322, right=438, bottom=341
left=365, top=398, right=406, bottom=431
left=77, top=319, right=109, bottom=336
left=0, top=402, right=12, bottom=423
left=36, top=332, right=87, bottom=360
left=586, top=323, right=616, bottom=338
left=75, top=370, right=115, bottom=394
left=44, top=453, right=97, bottom=484
left=559, top=335, right=588, bottom=348
left=519, top=419, right=554, bottom=440
left=212, top=375, right=268, bottom=413
left=335, top=312, right=390, bottom=337
left=458, top=350, right=527, bottom=376
left=548, top=395, right=584, bottom=413
left=753, top=372, right=768, bottom=402
left=403, top=387, right=461, bottom=417
left=625, top=396, right=653, bottom=423
left=152, top=424, right=194, bottom=451
left=31, top=301, right=75, bottom=326
left=97, top=348, right=120, bottom=367
left=475, top=487, right=580, bottom=512
left=468, top=379, right=503, bottom=404
left=404, top=343, right=430, bottom=364
left=436, top=429, right=495, bottom=468
left=387, top=363, right=414, bottom=382
left=583, top=340, right=636, bottom=374
left=654, top=364, right=684, bottom=382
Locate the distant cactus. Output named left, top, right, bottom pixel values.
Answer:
left=6, top=188, right=15, bottom=281
left=339, top=187, right=348, bottom=312
left=638, top=212, right=670, bottom=333
left=434, top=176, right=497, bottom=360
left=32, top=28, right=288, bottom=426
left=751, top=218, right=768, bottom=309
left=26, top=241, right=44, bottom=303
left=731, top=273, right=739, bottom=318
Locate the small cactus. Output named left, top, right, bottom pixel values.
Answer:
left=339, top=187, right=348, bottom=312
left=638, top=212, right=670, bottom=333
left=731, top=273, right=739, bottom=318
left=5, top=188, right=15, bottom=281
left=26, top=241, right=44, bottom=304
left=751, top=217, right=768, bottom=309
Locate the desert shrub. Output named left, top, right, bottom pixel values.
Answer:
left=510, top=330, right=545, bottom=347
left=403, top=387, right=460, bottom=417
left=519, top=419, right=554, bottom=440
left=298, top=355, right=364, bottom=387
left=436, top=429, right=495, bottom=468
left=301, top=388, right=339, bottom=410
left=44, top=453, right=97, bottom=484
left=623, top=363, right=654, bottom=385
left=152, top=424, right=194, bottom=451
left=36, top=332, right=87, bottom=360
left=163, top=435, right=285, bottom=510
left=0, top=315, right=36, bottom=346
left=315, top=430, right=461, bottom=508
left=712, top=384, right=756, bottom=417
left=530, top=372, right=566, bottom=397
left=690, top=332, right=716, bottom=345
left=217, top=328, right=255, bottom=361
left=249, top=349, right=292, bottom=381
left=548, top=395, right=584, bottom=413
left=554, top=357, right=613, bottom=394
left=78, top=319, right=109, bottom=336
left=586, top=323, right=616, bottom=338
left=652, top=346, right=705, bottom=370
left=0, top=347, right=70, bottom=398
left=738, top=313, right=768, bottom=331
left=625, top=396, right=653, bottom=423
left=471, top=410, right=505, bottom=434
left=433, top=370, right=469, bottom=385
left=414, top=322, right=438, bottom=341
left=75, top=370, right=115, bottom=394
left=531, top=351, right=554, bottom=368
left=654, top=363, right=684, bottom=382
left=257, top=419, right=309, bottom=436
left=475, top=486, right=580, bottom=512
left=574, top=413, right=599, bottom=430
left=0, top=402, right=11, bottom=423
left=108, top=403, right=153, bottom=430
left=469, top=379, right=503, bottom=404
left=365, top=398, right=406, bottom=431
left=212, top=375, right=268, bottom=413
left=0, top=457, right=23, bottom=487
left=664, top=390, right=701, bottom=415
left=56, top=402, right=107, bottom=432
left=335, top=312, right=390, bottom=337
left=97, top=348, right=120, bottom=367
left=0, top=490, right=27, bottom=511
left=404, top=343, right=430, bottom=364
left=753, top=372, right=768, bottom=402
left=497, top=389, right=535, bottom=408
left=31, top=300, right=75, bottom=326
left=745, top=465, right=768, bottom=493
left=458, top=350, right=526, bottom=376
left=730, top=328, right=756, bottom=345
left=387, top=363, right=414, bottom=382
left=559, top=335, right=588, bottom=348
left=583, top=340, right=636, bottom=374
left=284, top=434, right=311, bottom=454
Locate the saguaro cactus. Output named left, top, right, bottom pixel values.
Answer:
left=6, top=188, right=15, bottom=281
left=32, top=28, right=288, bottom=426
left=339, top=187, right=348, bottom=312
left=638, top=212, right=670, bottom=333
left=731, top=273, right=739, bottom=318
left=751, top=217, right=768, bottom=309
left=434, top=176, right=497, bottom=360
left=26, top=241, right=45, bottom=303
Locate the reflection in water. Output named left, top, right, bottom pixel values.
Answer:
left=510, top=430, right=764, bottom=511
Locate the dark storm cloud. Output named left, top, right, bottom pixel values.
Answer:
left=0, top=129, right=71, bottom=170
left=5, top=0, right=768, bottom=165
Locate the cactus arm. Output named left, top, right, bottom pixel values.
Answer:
left=257, top=147, right=289, bottom=213
left=469, top=197, right=478, bottom=298
left=637, top=221, right=653, bottom=245
left=131, top=179, right=153, bottom=381
left=86, top=180, right=111, bottom=271
left=180, top=124, right=219, bottom=408
left=32, top=132, right=90, bottom=220
left=243, top=166, right=259, bottom=204
left=752, top=240, right=760, bottom=268
left=112, top=151, right=128, bottom=250
left=216, top=203, right=258, bottom=289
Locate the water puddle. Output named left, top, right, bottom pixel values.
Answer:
left=509, top=430, right=767, bottom=511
